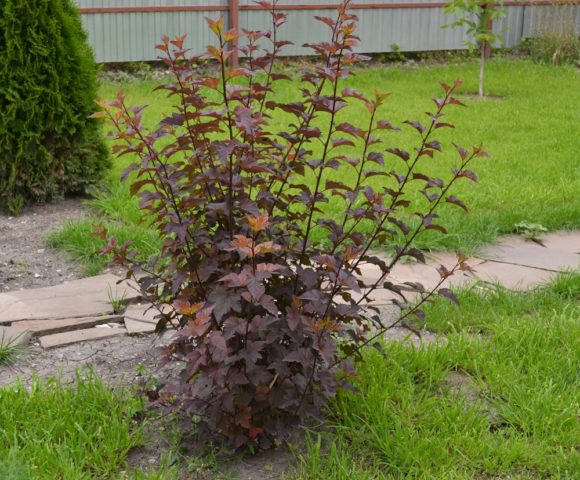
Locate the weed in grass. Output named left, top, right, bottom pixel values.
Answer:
left=0, top=449, right=31, bottom=480
left=514, top=220, right=548, bottom=243
left=120, top=454, right=179, bottom=480
left=0, top=331, right=26, bottom=365
left=46, top=218, right=159, bottom=276
left=108, top=284, right=127, bottom=314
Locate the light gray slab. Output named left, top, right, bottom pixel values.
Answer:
left=125, top=318, right=157, bottom=335
left=359, top=252, right=482, bottom=291
left=124, top=304, right=171, bottom=324
left=478, top=237, right=580, bottom=272
left=473, top=261, right=557, bottom=290
left=39, top=326, right=127, bottom=349
left=541, top=231, right=580, bottom=255
left=11, top=314, right=122, bottom=336
left=0, top=274, right=138, bottom=324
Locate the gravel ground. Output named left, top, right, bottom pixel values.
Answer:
left=0, top=198, right=87, bottom=292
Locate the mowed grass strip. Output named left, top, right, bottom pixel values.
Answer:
left=49, top=58, right=580, bottom=271
left=293, top=272, right=580, bottom=479
left=0, top=373, right=147, bottom=479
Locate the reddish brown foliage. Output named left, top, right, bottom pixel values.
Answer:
left=96, top=0, right=485, bottom=449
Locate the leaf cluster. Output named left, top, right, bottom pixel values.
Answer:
left=443, top=0, right=507, bottom=48
left=96, top=0, right=485, bottom=449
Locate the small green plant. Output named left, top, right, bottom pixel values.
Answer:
left=107, top=285, right=128, bottom=314
left=0, top=449, right=31, bottom=480
left=388, top=43, right=406, bottom=62
left=515, top=221, right=548, bottom=242
left=443, top=0, right=507, bottom=96
left=0, top=330, right=26, bottom=365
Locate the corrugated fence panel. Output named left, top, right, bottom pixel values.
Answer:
left=522, top=4, right=580, bottom=37
left=238, top=0, right=469, bottom=55
left=76, top=0, right=228, bottom=62
left=75, top=1, right=580, bottom=63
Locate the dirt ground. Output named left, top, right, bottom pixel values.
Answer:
left=0, top=198, right=87, bottom=292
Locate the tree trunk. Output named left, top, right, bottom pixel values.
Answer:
left=479, top=43, right=485, bottom=97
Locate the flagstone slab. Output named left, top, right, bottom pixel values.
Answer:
left=478, top=237, right=580, bottom=272
left=38, top=326, right=127, bottom=349
left=541, top=231, right=580, bottom=254
left=359, top=253, right=482, bottom=290
left=357, top=253, right=484, bottom=306
left=472, top=261, right=556, bottom=290
left=0, top=326, right=32, bottom=347
left=11, top=314, right=122, bottom=336
left=388, top=262, right=475, bottom=291
left=124, top=304, right=170, bottom=325
left=125, top=318, right=157, bottom=335
left=0, top=274, right=138, bottom=324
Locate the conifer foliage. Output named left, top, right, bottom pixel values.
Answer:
left=0, top=0, right=109, bottom=213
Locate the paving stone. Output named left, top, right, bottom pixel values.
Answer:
left=0, top=326, right=32, bottom=347
left=0, top=274, right=139, bottom=324
left=472, top=261, right=557, bottom=290
left=123, top=304, right=169, bottom=325
left=38, top=326, right=127, bottom=349
left=541, top=231, right=580, bottom=254
left=478, top=237, right=580, bottom=272
left=10, top=315, right=122, bottom=336
left=359, top=252, right=482, bottom=291
left=389, top=262, right=475, bottom=291
left=125, top=318, right=157, bottom=335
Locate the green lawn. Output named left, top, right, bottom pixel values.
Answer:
left=1, top=276, right=576, bottom=479
left=7, top=57, right=579, bottom=480
left=293, top=272, right=580, bottom=479
left=0, top=373, right=172, bottom=479
left=48, top=58, right=580, bottom=273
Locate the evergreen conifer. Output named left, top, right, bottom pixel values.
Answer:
left=0, top=0, right=109, bottom=213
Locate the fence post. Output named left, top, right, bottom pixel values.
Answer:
left=229, top=0, right=240, bottom=67
left=484, top=16, right=493, bottom=59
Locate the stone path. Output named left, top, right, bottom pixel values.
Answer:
left=0, top=231, right=578, bottom=351
left=360, top=231, right=579, bottom=305
left=0, top=274, right=159, bottom=351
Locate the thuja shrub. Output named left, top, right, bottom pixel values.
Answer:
left=96, top=0, right=486, bottom=448
left=0, top=0, right=110, bottom=213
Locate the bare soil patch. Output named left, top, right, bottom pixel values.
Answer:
left=0, top=198, right=87, bottom=292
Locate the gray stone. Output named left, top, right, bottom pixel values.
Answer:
left=124, top=318, right=157, bottom=335
left=472, top=261, right=556, bottom=290
left=123, top=304, right=169, bottom=325
left=541, top=231, right=580, bottom=254
left=39, top=326, right=127, bottom=349
left=0, top=326, right=32, bottom=347
left=10, top=314, right=122, bottom=336
left=359, top=252, right=482, bottom=294
left=478, top=236, right=580, bottom=272
left=0, top=274, right=138, bottom=324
